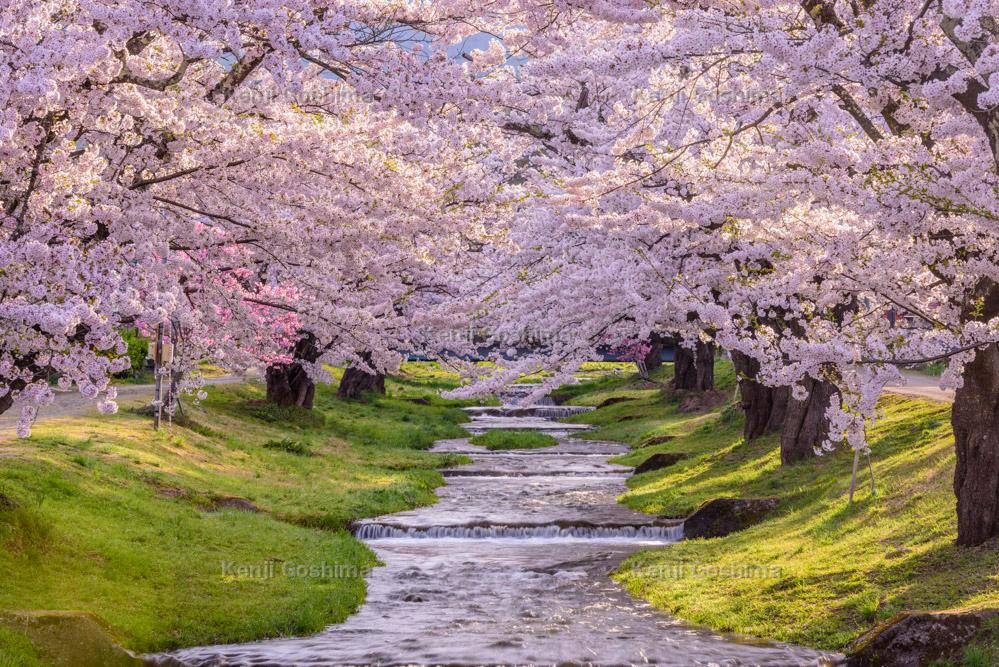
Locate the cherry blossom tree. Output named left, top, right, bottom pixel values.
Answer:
left=459, top=0, right=999, bottom=544
left=0, top=0, right=549, bottom=426
left=6, top=0, right=998, bottom=546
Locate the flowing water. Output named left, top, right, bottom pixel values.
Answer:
left=154, top=398, right=839, bottom=667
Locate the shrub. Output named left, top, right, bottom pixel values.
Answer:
left=114, top=328, right=150, bottom=379
left=962, top=644, right=994, bottom=667
left=263, top=438, right=313, bottom=456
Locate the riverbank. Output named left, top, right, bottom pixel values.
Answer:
left=162, top=377, right=832, bottom=666
left=560, top=363, right=999, bottom=661
left=0, top=364, right=476, bottom=658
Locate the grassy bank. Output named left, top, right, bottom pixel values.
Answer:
left=469, top=430, right=558, bottom=450
left=561, top=362, right=999, bottom=656
left=0, top=363, right=476, bottom=657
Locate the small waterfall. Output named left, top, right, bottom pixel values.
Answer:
left=441, top=470, right=626, bottom=477
left=497, top=385, right=552, bottom=406
left=353, top=523, right=684, bottom=541
left=518, top=405, right=592, bottom=419
left=464, top=405, right=595, bottom=419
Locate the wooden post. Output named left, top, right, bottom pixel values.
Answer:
left=849, top=449, right=860, bottom=503
left=867, top=453, right=877, bottom=497
left=153, top=323, right=164, bottom=430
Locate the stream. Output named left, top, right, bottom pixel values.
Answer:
left=155, top=395, right=838, bottom=666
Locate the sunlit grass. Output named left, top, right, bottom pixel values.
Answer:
left=563, top=363, right=999, bottom=652
left=0, top=365, right=480, bottom=655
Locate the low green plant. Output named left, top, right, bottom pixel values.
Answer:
left=849, top=589, right=882, bottom=624
left=963, top=644, right=995, bottom=667
left=112, top=328, right=150, bottom=380
left=262, top=438, right=312, bottom=456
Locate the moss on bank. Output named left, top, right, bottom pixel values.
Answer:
left=562, top=362, right=999, bottom=654
left=0, top=363, right=476, bottom=657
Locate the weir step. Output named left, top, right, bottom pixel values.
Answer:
left=464, top=405, right=595, bottom=419
left=440, top=469, right=627, bottom=477
left=352, top=522, right=684, bottom=541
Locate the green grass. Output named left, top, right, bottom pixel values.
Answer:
left=560, top=361, right=999, bottom=654
left=262, top=438, right=313, bottom=456
left=962, top=643, right=997, bottom=667
left=469, top=430, right=558, bottom=450
left=0, top=365, right=481, bottom=658
left=0, top=626, right=46, bottom=667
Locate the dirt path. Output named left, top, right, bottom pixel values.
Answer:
left=0, top=374, right=257, bottom=435
left=885, top=371, right=955, bottom=403
left=0, top=369, right=952, bottom=439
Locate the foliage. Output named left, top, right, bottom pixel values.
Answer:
left=962, top=644, right=996, bottom=667
left=111, top=329, right=149, bottom=380
left=262, top=438, right=312, bottom=456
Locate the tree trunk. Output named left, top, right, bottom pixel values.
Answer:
left=954, top=279, right=999, bottom=546
left=338, top=352, right=386, bottom=399
left=673, top=340, right=715, bottom=391
left=732, top=350, right=789, bottom=441
left=0, top=391, right=13, bottom=417
left=643, top=334, right=665, bottom=374
left=0, top=371, right=44, bottom=417
left=780, top=376, right=838, bottom=465
left=265, top=334, right=320, bottom=409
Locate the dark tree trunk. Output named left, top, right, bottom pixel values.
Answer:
left=673, top=340, right=715, bottom=391
left=266, top=334, right=320, bottom=409
left=780, top=376, right=838, bottom=465
left=338, top=352, right=386, bottom=399
left=954, top=341, right=999, bottom=545
left=954, top=279, right=999, bottom=546
left=0, top=361, right=46, bottom=417
left=732, top=350, right=789, bottom=441
left=0, top=391, right=13, bottom=417
left=643, top=334, right=665, bottom=374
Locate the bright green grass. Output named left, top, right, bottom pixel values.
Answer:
left=559, top=360, right=736, bottom=444
left=0, top=366, right=480, bottom=657
left=562, top=362, right=999, bottom=654
left=0, top=626, right=46, bottom=667
left=469, top=430, right=558, bottom=450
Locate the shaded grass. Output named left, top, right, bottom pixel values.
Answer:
left=0, top=626, right=46, bottom=667
left=562, top=362, right=999, bottom=653
left=0, top=366, right=480, bottom=655
left=560, top=360, right=736, bottom=446
left=469, top=430, right=558, bottom=451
